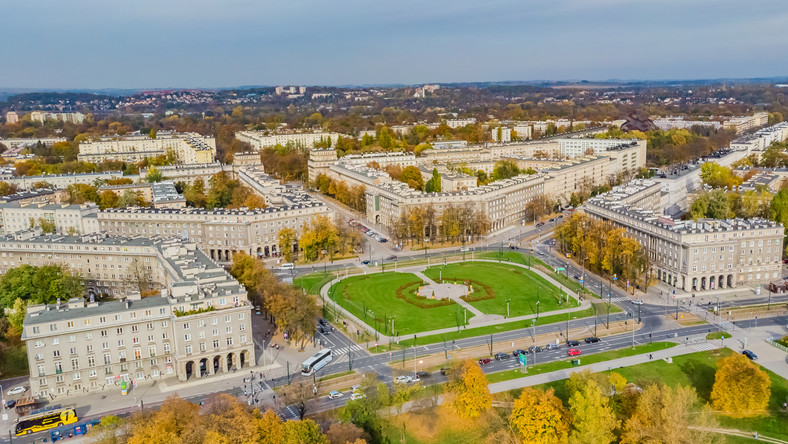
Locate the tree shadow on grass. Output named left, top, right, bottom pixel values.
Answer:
left=678, top=359, right=717, bottom=402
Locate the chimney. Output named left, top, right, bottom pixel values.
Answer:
left=125, top=300, right=131, bottom=309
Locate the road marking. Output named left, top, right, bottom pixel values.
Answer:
left=334, top=345, right=365, bottom=355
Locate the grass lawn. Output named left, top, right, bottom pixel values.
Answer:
left=423, top=262, right=574, bottom=318
left=516, top=348, right=788, bottom=441
left=368, top=302, right=620, bottom=352
left=707, top=331, right=732, bottom=340
left=293, top=272, right=335, bottom=295
left=486, top=342, right=678, bottom=384
left=328, top=272, right=471, bottom=334
left=477, top=251, right=588, bottom=296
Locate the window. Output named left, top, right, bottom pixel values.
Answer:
left=131, top=325, right=138, bottom=333
left=225, top=326, right=232, bottom=334
left=238, top=313, right=245, bottom=320
left=226, top=337, right=233, bottom=346
left=53, top=350, right=61, bottom=358
left=185, top=345, right=192, bottom=355
left=73, top=372, right=81, bottom=381
left=163, top=343, right=171, bottom=353
left=116, top=328, right=123, bottom=335
left=184, top=334, right=192, bottom=341
left=88, top=356, right=95, bottom=367
left=213, top=339, right=219, bottom=348
left=118, top=339, right=125, bottom=347
left=199, top=331, right=205, bottom=339
left=71, top=358, right=80, bottom=370
left=86, top=344, right=93, bottom=352
left=212, top=328, right=218, bottom=336
left=183, top=323, right=190, bottom=330
left=70, top=347, right=77, bottom=355
left=101, top=330, right=108, bottom=337
left=69, top=335, right=76, bottom=343
left=225, top=315, right=231, bottom=323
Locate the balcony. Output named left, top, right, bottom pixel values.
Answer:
left=55, top=368, right=62, bottom=375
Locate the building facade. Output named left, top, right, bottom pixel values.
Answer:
left=0, top=203, right=99, bottom=235
left=583, top=180, right=783, bottom=292
left=235, top=131, right=339, bottom=151
left=78, top=132, right=216, bottom=165
left=15, top=234, right=254, bottom=399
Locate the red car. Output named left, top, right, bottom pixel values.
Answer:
left=567, top=348, right=581, bottom=356
left=478, top=358, right=492, bottom=365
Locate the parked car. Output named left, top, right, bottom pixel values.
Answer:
left=742, top=350, right=758, bottom=360
left=6, top=386, right=26, bottom=396
left=328, top=391, right=344, bottom=399
left=557, top=215, right=564, bottom=219
left=536, top=222, right=545, bottom=227
left=394, top=376, right=412, bottom=384
left=386, top=255, right=398, bottom=261
left=494, top=352, right=510, bottom=361
left=544, top=343, right=560, bottom=351
left=317, top=325, right=330, bottom=334
left=509, top=245, right=517, bottom=250
left=573, top=274, right=581, bottom=280
left=361, top=260, right=371, bottom=265
left=459, top=247, right=470, bottom=252
left=3, top=399, right=16, bottom=409
left=440, top=367, right=451, bottom=376
left=478, top=358, right=493, bottom=365
left=528, top=345, right=543, bottom=353
left=319, top=318, right=329, bottom=326
left=584, top=337, right=600, bottom=344
left=631, top=300, right=644, bottom=305
left=350, top=392, right=366, bottom=400
left=548, top=218, right=555, bottom=222
left=567, top=348, right=582, bottom=356
left=416, top=371, right=431, bottom=378
left=566, top=340, right=580, bottom=347
left=512, top=349, right=527, bottom=357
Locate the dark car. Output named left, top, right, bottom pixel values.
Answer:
left=494, top=352, right=510, bottom=361
left=509, top=245, right=517, bottom=250
left=478, top=358, right=492, bottom=365
left=318, top=318, right=329, bottom=326
left=361, top=260, right=370, bottom=265
left=742, top=350, right=758, bottom=360
left=557, top=215, right=564, bottom=219
left=548, top=218, right=555, bottom=222
left=536, top=222, right=545, bottom=227
left=416, top=371, right=431, bottom=378
left=440, top=367, right=451, bottom=376
left=317, top=325, right=330, bottom=334
left=544, top=343, right=560, bottom=350
left=386, top=255, right=398, bottom=261
left=528, top=345, right=542, bottom=353
left=512, top=349, right=527, bottom=357
left=584, top=337, right=600, bottom=344
left=3, top=399, right=15, bottom=409
left=566, top=340, right=580, bottom=347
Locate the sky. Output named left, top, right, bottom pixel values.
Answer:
left=1, top=0, right=787, bottom=89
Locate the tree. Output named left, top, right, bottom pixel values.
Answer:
left=8, top=298, right=28, bottom=334
left=278, top=228, right=297, bottom=262
left=284, top=419, right=328, bottom=444
left=622, top=384, right=718, bottom=444
left=145, top=166, right=164, bottom=183
left=257, top=409, right=287, bottom=444
left=88, top=415, right=126, bottom=444
left=0, top=264, right=84, bottom=308
left=65, top=183, right=99, bottom=204
left=183, top=177, right=208, bottom=208
left=425, top=168, right=442, bottom=193
left=149, top=128, right=157, bottom=139
left=448, top=359, right=492, bottom=418
left=280, top=379, right=320, bottom=420
left=699, top=162, right=742, bottom=189
left=126, top=395, right=203, bottom=444
left=325, top=422, right=368, bottom=444
left=201, top=394, right=261, bottom=443
left=399, top=165, right=425, bottom=191
left=36, top=217, right=56, bottom=233
left=242, top=193, right=266, bottom=209
left=509, top=387, right=569, bottom=444
left=711, top=353, right=771, bottom=416
left=99, top=190, right=120, bottom=210
left=492, top=160, right=521, bottom=181
left=771, top=189, right=788, bottom=255
left=568, top=375, right=619, bottom=444
left=125, top=258, right=158, bottom=296
left=299, top=215, right=339, bottom=262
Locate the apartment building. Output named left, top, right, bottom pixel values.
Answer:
left=0, top=171, right=125, bottom=191
left=29, top=111, right=86, bottom=124
left=15, top=234, right=254, bottom=399
left=730, top=122, right=788, bottom=159
left=0, top=203, right=99, bottom=235
left=583, top=181, right=783, bottom=292
left=97, top=194, right=331, bottom=261
left=235, top=131, right=339, bottom=151
left=78, top=132, right=216, bottom=164
left=5, top=112, right=18, bottom=124
left=558, top=138, right=646, bottom=161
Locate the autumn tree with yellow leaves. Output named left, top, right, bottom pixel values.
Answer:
left=567, top=373, right=619, bottom=444
left=509, top=387, right=569, bottom=444
left=447, top=359, right=492, bottom=418
left=711, top=353, right=771, bottom=416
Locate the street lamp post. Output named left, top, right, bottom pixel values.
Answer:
left=505, top=298, right=511, bottom=318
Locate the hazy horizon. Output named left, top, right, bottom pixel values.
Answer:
left=2, top=0, right=787, bottom=90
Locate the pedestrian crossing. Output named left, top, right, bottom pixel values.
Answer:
left=334, top=344, right=365, bottom=355
left=692, top=342, right=719, bottom=352
left=604, top=296, right=630, bottom=303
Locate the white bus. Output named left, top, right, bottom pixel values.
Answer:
left=279, top=263, right=295, bottom=270
left=301, top=348, right=332, bottom=376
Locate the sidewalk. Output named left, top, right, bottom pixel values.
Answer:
left=320, top=259, right=591, bottom=343
left=488, top=339, right=709, bottom=394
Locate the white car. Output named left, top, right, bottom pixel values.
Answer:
left=394, top=376, right=412, bottom=384
left=328, top=391, right=344, bottom=399
left=459, top=247, right=470, bottom=252
left=7, top=385, right=27, bottom=396
left=631, top=300, right=644, bottom=305
left=350, top=392, right=366, bottom=400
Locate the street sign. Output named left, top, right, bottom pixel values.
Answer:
left=555, top=267, right=565, bottom=271
left=518, top=353, right=527, bottom=366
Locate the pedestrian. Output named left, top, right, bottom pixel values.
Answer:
left=649, top=354, right=653, bottom=360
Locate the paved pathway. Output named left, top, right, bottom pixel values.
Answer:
left=488, top=340, right=713, bottom=394
left=411, top=270, right=485, bottom=318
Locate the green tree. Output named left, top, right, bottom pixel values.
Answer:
left=284, top=419, right=328, bottom=444
left=88, top=415, right=125, bottom=444
left=0, top=264, right=84, bottom=308
left=145, top=166, right=164, bottom=183
left=711, top=353, right=771, bottom=416
left=8, top=298, right=28, bottom=334
left=149, top=128, right=157, bottom=139
left=699, top=162, right=742, bottom=189
left=299, top=215, right=339, bottom=262
left=492, top=160, right=521, bottom=181
left=771, top=188, right=788, bottom=255
left=425, top=168, right=442, bottom=193
left=99, top=190, right=120, bottom=210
